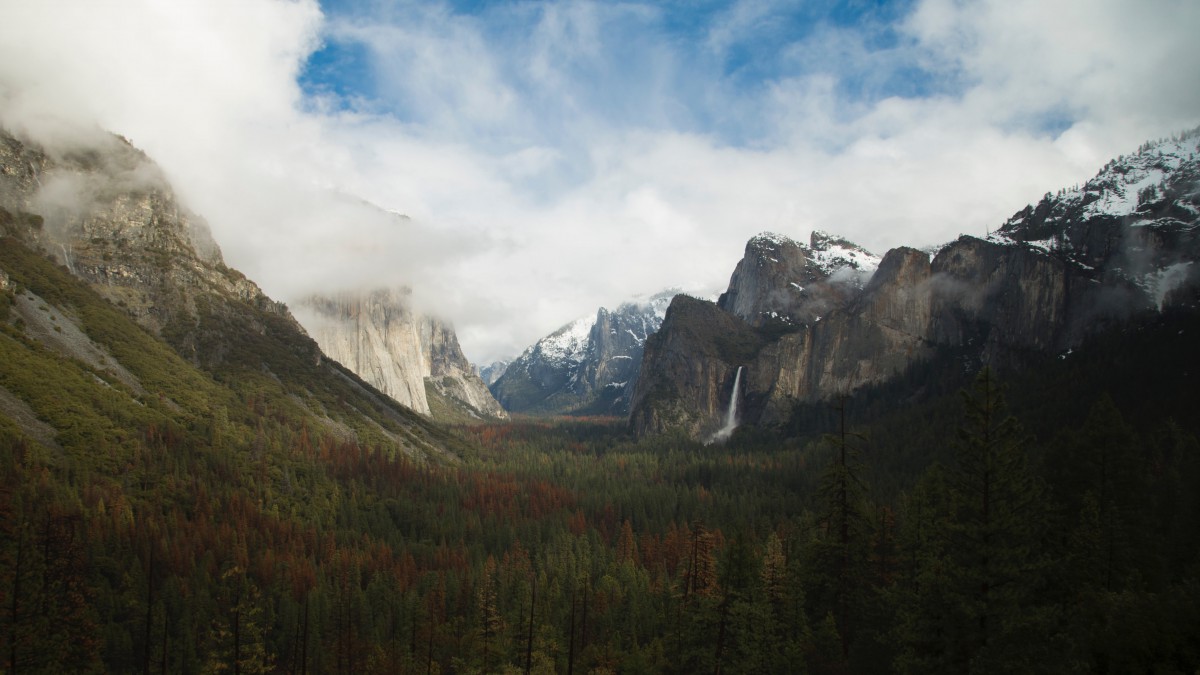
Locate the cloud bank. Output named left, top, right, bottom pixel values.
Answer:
left=1, top=0, right=1198, bottom=362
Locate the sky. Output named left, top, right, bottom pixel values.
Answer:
left=1, top=0, right=1199, bottom=363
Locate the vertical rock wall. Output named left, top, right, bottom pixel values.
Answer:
left=297, top=289, right=506, bottom=419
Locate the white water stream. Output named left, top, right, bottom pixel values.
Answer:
left=707, top=366, right=743, bottom=444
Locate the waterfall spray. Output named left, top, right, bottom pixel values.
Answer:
left=707, top=366, right=743, bottom=444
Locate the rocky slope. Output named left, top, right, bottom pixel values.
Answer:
left=491, top=290, right=676, bottom=416
left=0, top=128, right=274, bottom=341
left=632, top=129, right=1200, bottom=439
left=0, top=125, right=462, bottom=460
left=718, top=230, right=880, bottom=327
left=295, top=288, right=506, bottom=420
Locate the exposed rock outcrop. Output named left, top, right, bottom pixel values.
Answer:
left=477, top=360, right=510, bottom=386
left=629, top=295, right=763, bottom=438
left=717, top=231, right=880, bottom=327
left=0, top=127, right=296, bottom=350
left=296, top=289, right=506, bottom=420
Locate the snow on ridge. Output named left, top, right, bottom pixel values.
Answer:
left=1058, top=134, right=1198, bottom=220
left=1082, top=166, right=1168, bottom=219
left=808, top=241, right=882, bottom=274
left=806, top=231, right=881, bottom=275
left=536, top=315, right=594, bottom=364
left=627, top=288, right=679, bottom=318
left=996, top=131, right=1200, bottom=252
left=750, top=232, right=801, bottom=250
left=528, top=289, right=680, bottom=367
left=978, top=132, right=1200, bottom=306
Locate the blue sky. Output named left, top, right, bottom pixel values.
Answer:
left=2, top=0, right=1199, bottom=361
left=300, top=0, right=940, bottom=150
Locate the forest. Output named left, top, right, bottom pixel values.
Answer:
left=2, top=235, right=1200, bottom=673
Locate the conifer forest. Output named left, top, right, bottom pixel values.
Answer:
left=2, top=234, right=1199, bottom=673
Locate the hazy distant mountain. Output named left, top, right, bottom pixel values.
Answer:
left=632, top=129, right=1200, bottom=440
left=477, top=360, right=510, bottom=386
left=490, top=290, right=677, bottom=416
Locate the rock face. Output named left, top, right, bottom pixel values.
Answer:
left=629, top=295, right=765, bottom=437
left=491, top=290, right=676, bottom=416
left=0, top=125, right=462, bottom=459
left=296, top=289, right=507, bottom=420
left=0, top=127, right=293, bottom=345
left=632, top=129, right=1200, bottom=439
left=718, top=231, right=880, bottom=327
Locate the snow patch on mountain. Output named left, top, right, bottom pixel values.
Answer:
left=749, top=231, right=880, bottom=276
left=489, top=288, right=681, bottom=415
left=998, top=131, right=1200, bottom=240
left=535, top=315, right=594, bottom=366
left=983, top=128, right=1200, bottom=311
left=808, top=230, right=882, bottom=275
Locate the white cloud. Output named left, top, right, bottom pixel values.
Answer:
left=1, top=0, right=1197, bottom=364
left=905, top=0, right=1200, bottom=132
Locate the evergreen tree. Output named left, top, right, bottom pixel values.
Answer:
left=476, top=555, right=506, bottom=672
left=896, top=369, right=1063, bottom=674
left=204, top=566, right=272, bottom=675
left=813, top=398, right=869, bottom=658
left=1047, top=396, right=1147, bottom=592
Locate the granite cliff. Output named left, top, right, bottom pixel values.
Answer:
left=0, top=127, right=285, bottom=343
left=718, top=230, right=880, bottom=327
left=296, top=289, right=506, bottom=421
left=631, top=130, right=1200, bottom=439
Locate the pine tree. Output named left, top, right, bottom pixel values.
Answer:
left=945, top=369, right=1058, bottom=673
left=203, top=566, right=272, bottom=675
left=814, top=397, right=869, bottom=658
left=896, top=370, right=1062, bottom=674
left=616, top=519, right=639, bottom=566
left=1047, top=396, right=1146, bottom=592
left=476, top=555, right=505, bottom=672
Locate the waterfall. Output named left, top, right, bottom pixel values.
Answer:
left=707, top=366, right=743, bottom=444
left=60, top=244, right=75, bottom=275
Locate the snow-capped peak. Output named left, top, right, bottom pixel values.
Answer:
left=806, top=230, right=882, bottom=275
left=534, top=314, right=594, bottom=365
left=1077, top=133, right=1199, bottom=220
left=620, top=288, right=680, bottom=321
left=749, top=232, right=802, bottom=250
left=980, top=128, right=1200, bottom=312
left=746, top=230, right=879, bottom=275
left=997, top=128, right=1200, bottom=243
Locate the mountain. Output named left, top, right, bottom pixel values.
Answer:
left=631, top=129, right=1200, bottom=440
left=490, top=290, right=677, bottom=416
left=477, top=359, right=510, bottom=386
left=991, top=132, right=1200, bottom=307
left=718, top=230, right=881, bottom=327
left=0, top=125, right=464, bottom=460
left=295, top=288, right=507, bottom=422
